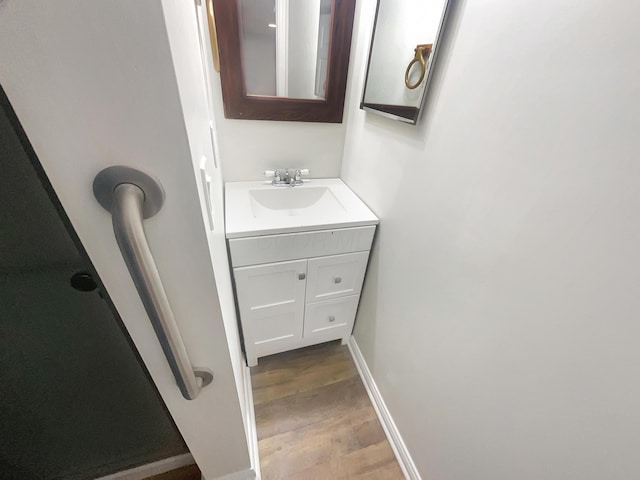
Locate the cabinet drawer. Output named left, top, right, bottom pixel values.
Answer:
left=304, top=295, right=359, bottom=338
left=306, top=251, right=369, bottom=303
left=228, top=226, right=376, bottom=267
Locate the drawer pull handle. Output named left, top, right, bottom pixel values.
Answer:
left=298, top=273, right=306, bottom=280
left=329, top=315, right=336, bottom=322
left=334, top=276, right=342, bottom=284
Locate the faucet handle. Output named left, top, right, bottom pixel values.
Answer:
left=293, top=169, right=309, bottom=183
left=294, top=169, right=309, bottom=180
left=265, top=170, right=282, bottom=183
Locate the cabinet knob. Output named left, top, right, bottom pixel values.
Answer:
left=329, top=315, right=336, bottom=322
left=298, top=273, right=306, bottom=280
left=334, top=276, right=342, bottom=284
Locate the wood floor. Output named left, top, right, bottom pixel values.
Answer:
left=251, top=341, right=404, bottom=479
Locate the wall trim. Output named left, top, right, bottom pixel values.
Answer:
left=242, top=363, right=261, bottom=480
left=95, top=453, right=194, bottom=480
left=347, top=337, right=421, bottom=480
left=214, top=365, right=260, bottom=480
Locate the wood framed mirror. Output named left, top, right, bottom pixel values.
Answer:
left=212, top=0, right=356, bottom=123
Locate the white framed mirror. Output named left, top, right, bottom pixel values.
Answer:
left=360, top=0, right=452, bottom=124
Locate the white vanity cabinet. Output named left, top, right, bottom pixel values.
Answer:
left=229, top=226, right=376, bottom=366
left=225, top=179, right=379, bottom=366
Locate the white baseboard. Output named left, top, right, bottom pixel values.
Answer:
left=241, top=363, right=261, bottom=480
left=347, top=337, right=421, bottom=480
left=95, top=453, right=194, bottom=480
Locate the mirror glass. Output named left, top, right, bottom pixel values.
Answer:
left=361, top=0, right=451, bottom=124
left=213, top=0, right=355, bottom=122
left=239, top=0, right=333, bottom=100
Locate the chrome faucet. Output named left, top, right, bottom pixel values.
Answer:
left=288, top=170, right=300, bottom=186
left=265, top=168, right=309, bottom=187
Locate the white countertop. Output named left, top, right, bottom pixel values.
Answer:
left=225, top=178, right=379, bottom=239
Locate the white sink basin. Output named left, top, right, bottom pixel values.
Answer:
left=225, top=179, right=378, bottom=238
left=249, top=186, right=345, bottom=218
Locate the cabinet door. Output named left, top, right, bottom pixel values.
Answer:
left=234, top=259, right=307, bottom=364
left=306, top=251, right=369, bottom=303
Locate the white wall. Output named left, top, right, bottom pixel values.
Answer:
left=0, top=1, right=252, bottom=478
left=163, top=0, right=257, bottom=463
left=343, top=0, right=640, bottom=478
left=212, top=101, right=346, bottom=181
left=193, top=1, right=260, bottom=464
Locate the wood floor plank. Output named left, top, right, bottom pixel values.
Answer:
left=255, top=376, right=371, bottom=440
left=252, top=341, right=404, bottom=479
left=281, top=461, right=336, bottom=480
left=252, top=342, right=357, bottom=405
left=337, top=442, right=403, bottom=479
left=258, top=405, right=378, bottom=477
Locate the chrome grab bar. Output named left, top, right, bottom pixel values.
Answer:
left=93, top=166, right=213, bottom=400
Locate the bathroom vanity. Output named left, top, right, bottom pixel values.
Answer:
left=225, top=179, right=378, bottom=366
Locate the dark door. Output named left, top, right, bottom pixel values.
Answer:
left=0, top=87, right=189, bottom=479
